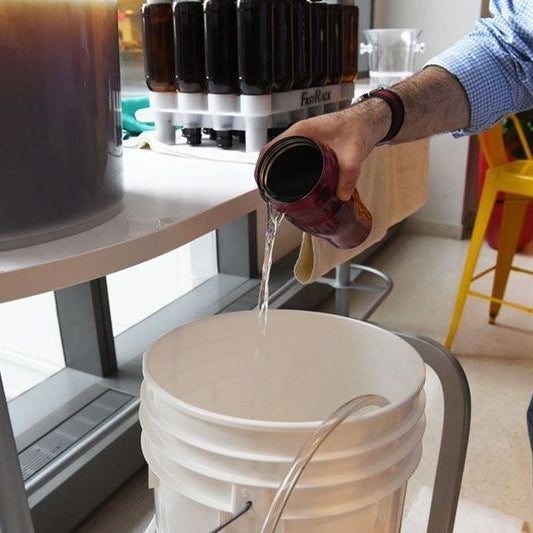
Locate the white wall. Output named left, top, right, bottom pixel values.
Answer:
left=374, top=0, right=482, bottom=236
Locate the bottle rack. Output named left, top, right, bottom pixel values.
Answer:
left=140, top=82, right=355, bottom=153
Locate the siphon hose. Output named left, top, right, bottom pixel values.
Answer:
left=260, top=393, right=390, bottom=533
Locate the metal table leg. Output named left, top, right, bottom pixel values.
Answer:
left=0, top=374, right=34, bottom=532
left=316, top=262, right=394, bottom=320
left=396, top=332, right=471, bottom=533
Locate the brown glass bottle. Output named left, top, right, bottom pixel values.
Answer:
left=341, top=4, right=358, bottom=82
left=327, top=0, right=342, bottom=84
left=142, top=1, right=177, bottom=92
left=237, top=0, right=274, bottom=94
left=173, top=0, right=206, bottom=93
left=292, top=0, right=311, bottom=89
left=272, top=0, right=294, bottom=92
left=205, top=0, right=239, bottom=94
left=310, top=0, right=328, bottom=87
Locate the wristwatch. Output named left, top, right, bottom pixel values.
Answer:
left=356, top=87, right=405, bottom=144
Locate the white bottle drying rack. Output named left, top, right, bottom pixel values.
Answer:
left=137, top=82, right=355, bottom=153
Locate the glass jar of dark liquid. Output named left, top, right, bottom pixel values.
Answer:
left=310, top=0, right=329, bottom=87
left=341, top=2, right=358, bottom=83
left=142, top=0, right=177, bottom=92
left=173, top=0, right=206, bottom=93
left=205, top=0, right=239, bottom=94
left=255, top=136, right=372, bottom=249
left=173, top=0, right=205, bottom=146
left=205, top=0, right=239, bottom=148
left=292, top=0, right=312, bottom=89
left=237, top=0, right=273, bottom=94
left=272, top=0, right=294, bottom=92
left=326, top=0, right=342, bottom=85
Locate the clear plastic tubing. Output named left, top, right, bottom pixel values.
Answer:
left=141, top=0, right=177, bottom=92
left=237, top=0, right=273, bottom=94
left=261, top=394, right=390, bottom=533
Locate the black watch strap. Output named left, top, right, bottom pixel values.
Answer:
left=356, top=87, right=405, bottom=144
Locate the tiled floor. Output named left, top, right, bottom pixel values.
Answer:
left=75, top=231, right=533, bottom=531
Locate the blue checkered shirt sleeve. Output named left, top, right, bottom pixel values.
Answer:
left=426, top=0, right=533, bottom=136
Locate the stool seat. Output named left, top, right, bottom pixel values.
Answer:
left=445, top=116, right=533, bottom=349
left=493, top=160, right=533, bottom=185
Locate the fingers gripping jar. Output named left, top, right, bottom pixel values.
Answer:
left=255, top=136, right=372, bottom=249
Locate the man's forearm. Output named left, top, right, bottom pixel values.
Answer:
left=343, top=66, right=471, bottom=147
left=391, top=66, right=471, bottom=143
left=267, top=65, right=472, bottom=201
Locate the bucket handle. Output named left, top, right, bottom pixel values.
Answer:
left=209, top=501, right=253, bottom=532
left=260, top=394, right=389, bottom=533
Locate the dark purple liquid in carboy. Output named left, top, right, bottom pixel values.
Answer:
left=255, top=137, right=372, bottom=249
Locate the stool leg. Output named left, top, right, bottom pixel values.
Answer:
left=445, top=178, right=498, bottom=348
left=489, top=194, right=528, bottom=323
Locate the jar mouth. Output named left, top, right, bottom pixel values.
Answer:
left=257, top=136, right=324, bottom=203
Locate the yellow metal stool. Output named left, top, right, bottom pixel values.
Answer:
left=445, top=115, right=533, bottom=348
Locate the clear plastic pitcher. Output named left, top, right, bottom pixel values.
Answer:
left=360, top=28, right=425, bottom=88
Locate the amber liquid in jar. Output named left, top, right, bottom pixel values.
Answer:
left=341, top=4, right=358, bottom=82
left=292, top=0, right=311, bottom=89
left=142, top=1, right=177, bottom=92
left=205, top=0, right=239, bottom=94
left=327, top=2, right=342, bottom=84
left=237, top=0, right=274, bottom=94
left=272, top=0, right=294, bottom=92
left=310, top=0, right=329, bottom=86
left=173, top=0, right=206, bottom=93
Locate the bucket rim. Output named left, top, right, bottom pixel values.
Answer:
left=142, top=310, right=426, bottom=430
left=140, top=382, right=426, bottom=462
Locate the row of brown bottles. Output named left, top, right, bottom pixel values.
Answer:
left=141, top=0, right=358, bottom=96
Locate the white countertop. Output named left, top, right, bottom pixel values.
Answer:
left=0, top=148, right=262, bottom=303
left=0, top=81, right=376, bottom=304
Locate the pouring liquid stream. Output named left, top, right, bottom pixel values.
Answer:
left=258, top=203, right=285, bottom=332
left=249, top=203, right=284, bottom=419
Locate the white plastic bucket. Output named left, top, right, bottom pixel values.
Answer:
left=140, top=310, right=426, bottom=532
